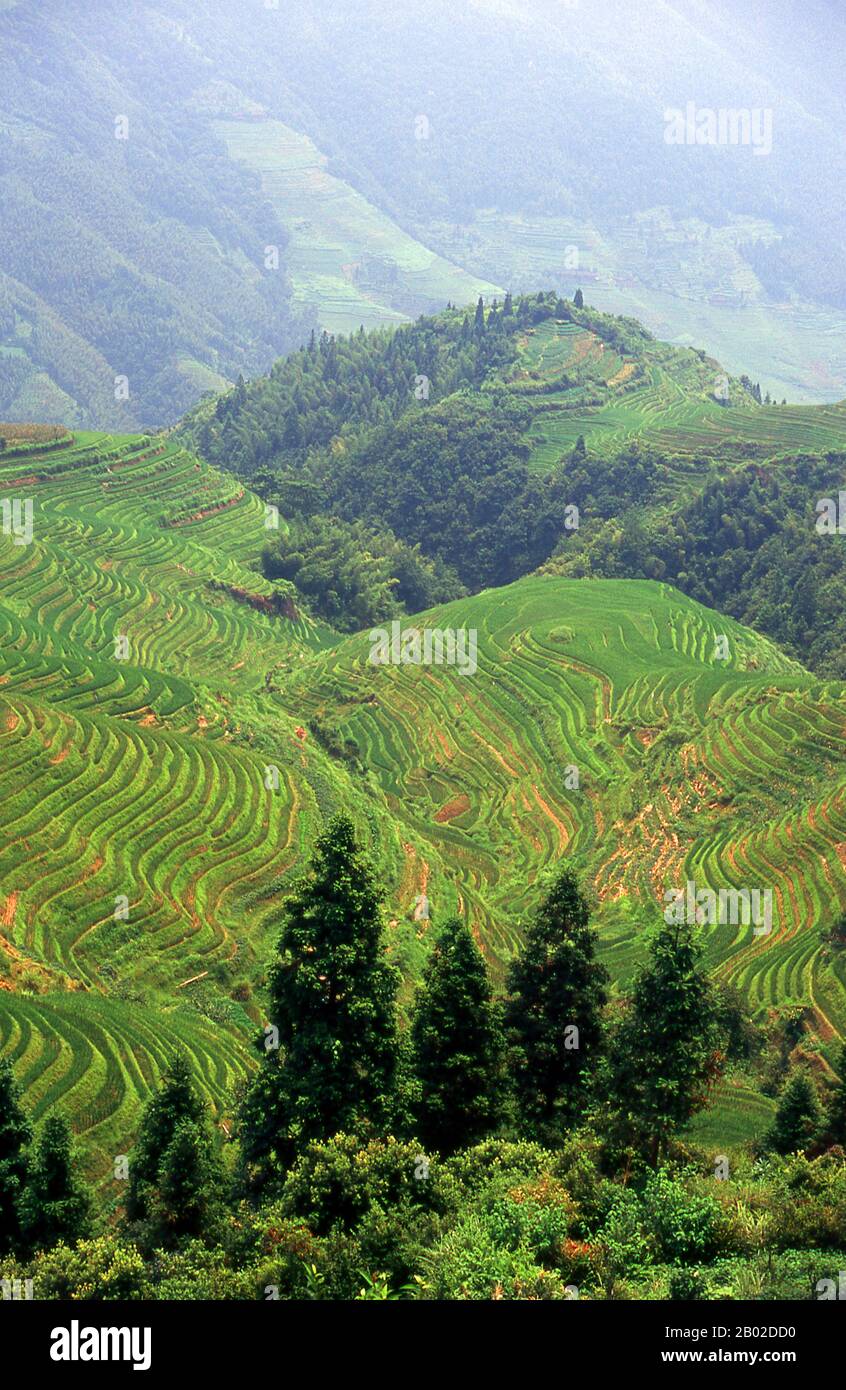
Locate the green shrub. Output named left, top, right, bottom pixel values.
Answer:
left=16, top=1236, right=150, bottom=1300
left=640, top=1169, right=721, bottom=1263
left=419, top=1212, right=568, bottom=1300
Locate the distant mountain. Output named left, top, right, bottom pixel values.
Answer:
left=0, top=1, right=496, bottom=428
left=3, top=0, right=846, bottom=428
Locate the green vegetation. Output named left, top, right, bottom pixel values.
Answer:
left=3, top=298, right=846, bottom=1300
left=262, top=515, right=462, bottom=632
left=506, top=868, right=607, bottom=1140
left=5, top=825, right=846, bottom=1302
left=410, top=916, right=505, bottom=1155
left=608, top=919, right=720, bottom=1165
left=239, top=817, right=399, bottom=1186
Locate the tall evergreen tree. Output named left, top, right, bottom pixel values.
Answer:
left=764, top=1071, right=822, bottom=1155
left=573, top=288, right=584, bottom=308
left=151, top=1120, right=223, bottom=1246
left=239, top=816, right=399, bottom=1187
left=824, top=1043, right=846, bottom=1148
left=474, top=295, right=486, bottom=337
left=19, top=1114, right=89, bottom=1255
left=608, top=919, right=720, bottom=1163
left=125, top=1052, right=206, bottom=1223
left=410, top=916, right=505, bottom=1154
left=0, top=1059, right=31, bottom=1257
left=506, top=868, right=607, bottom=1139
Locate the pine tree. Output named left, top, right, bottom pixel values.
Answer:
left=239, top=816, right=399, bottom=1186
left=573, top=288, right=584, bottom=308
left=125, top=1052, right=206, bottom=1223
left=151, top=1120, right=222, bottom=1245
left=0, top=1059, right=31, bottom=1257
left=608, top=919, right=720, bottom=1163
left=474, top=295, right=486, bottom=336
left=764, top=1071, right=822, bottom=1155
left=824, top=1043, right=846, bottom=1148
left=503, top=291, right=513, bottom=316
left=411, top=916, right=505, bottom=1154
left=506, top=869, right=607, bottom=1139
left=19, top=1114, right=89, bottom=1255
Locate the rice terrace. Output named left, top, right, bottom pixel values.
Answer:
left=3, top=339, right=846, bottom=1177
left=4, top=0, right=846, bottom=1330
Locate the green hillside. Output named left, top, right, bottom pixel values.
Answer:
left=2, top=423, right=846, bottom=1175
left=214, top=117, right=501, bottom=336
left=181, top=295, right=846, bottom=673
left=507, top=316, right=846, bottom=466
left=185, top=294, right=846, bottom=485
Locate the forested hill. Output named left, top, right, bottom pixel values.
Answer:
left=0, top=3, right=312, bottom=429
left=180, top=292, right=846, bottom=668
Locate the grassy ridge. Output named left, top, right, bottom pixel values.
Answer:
left=508, top=319, right=846, bottom=467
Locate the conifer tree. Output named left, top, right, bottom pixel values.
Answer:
left=239, top=816, right=399, bottom=1186
left=506, top=868, right=607, bottom=1139
left=474, top=295, right=486, bottom=336
left=19, top=1114, right=89, bottom=1255
left=824, top=1043, right=846, bottom=1148
left=151, top=1120, right=222, bottom=1245
left=764, top=1071, right=822, bottom=1155
left=607, top=919, right=719, bottom=1162
left=410, top=916, right=505, bottom=1154
left=125, top=1052, right=206, bottom=1223
left=0, top=1059, right=31, bottom=1257
left=573, top=288, right=584, bottom=308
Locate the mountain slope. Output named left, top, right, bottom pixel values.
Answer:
left=2, top=424, right=846, bottom=1171
left=214, top=116, right=501, bottom=336
left=0, top=3, right=311, bottom=427
left=4, top=0, right=846, bottom=427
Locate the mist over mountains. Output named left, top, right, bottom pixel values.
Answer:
left=2, top=0, right=846, bottom=426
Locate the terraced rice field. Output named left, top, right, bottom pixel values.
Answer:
left=509, top=320, right=846, bottom=467
left=0, top=430, right=390, bottom=1172
left=214, top=118, right=501, bottom=335
left=0, top=995, right=252, bottom=1180
left=2, top=428, right=846, bottom=1164
left=289, top=577, right=846, bottom=1077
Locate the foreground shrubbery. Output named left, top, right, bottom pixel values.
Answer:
left=7, top=1140, right=846, bottom=1301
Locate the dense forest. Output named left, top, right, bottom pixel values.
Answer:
left=0, top=4, right=313, bottom=426
left=4, top=819, right=845, bottom=1302
left=547, top=450, right=846, bottom=678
